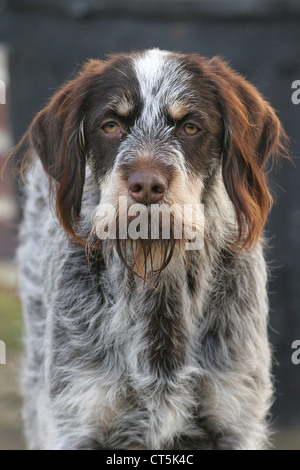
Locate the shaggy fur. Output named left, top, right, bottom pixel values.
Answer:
left=17, top=49, right=287, bottom=450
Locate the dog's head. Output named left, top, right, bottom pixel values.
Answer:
left=26, top=49, right=287, bottom=275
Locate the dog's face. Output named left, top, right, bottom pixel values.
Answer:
left=88, top=50, right=223, bottom=270
left=85, top=50, right=222, bottom=190
left=27, top=49, right=286, bottom=276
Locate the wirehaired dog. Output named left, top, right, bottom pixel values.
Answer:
left=16, top=49, right=287, bottom=450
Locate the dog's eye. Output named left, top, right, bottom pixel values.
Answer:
left=102, top=122, right=121, bottom=135
left=181, top=123, right=200, bottom=136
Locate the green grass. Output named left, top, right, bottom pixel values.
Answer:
left=0, top=289, right=22, bottom=353
left=0, top=288, right=25, bottom=449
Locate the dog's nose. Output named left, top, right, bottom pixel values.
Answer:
left=127, top=170, right=167, bottom=204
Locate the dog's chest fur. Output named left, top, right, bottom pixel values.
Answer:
left=49, top=226, right=209, bottom=449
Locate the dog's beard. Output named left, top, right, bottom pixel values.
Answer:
left=90, top=201, right=204, bottom=285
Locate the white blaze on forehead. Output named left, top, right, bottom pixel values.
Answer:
left=133, top=49, right=173, bottom=95
left=132, top=49, right=192, bottom=123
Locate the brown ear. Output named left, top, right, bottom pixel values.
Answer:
left=29, top=60, right=104, bottom=240
left=207, top=57, right=288, bottom=249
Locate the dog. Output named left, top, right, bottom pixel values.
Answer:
left=16, top=49, right=287, bottom=450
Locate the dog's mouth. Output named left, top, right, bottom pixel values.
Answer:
left=90, top=198, right=204, bottom=284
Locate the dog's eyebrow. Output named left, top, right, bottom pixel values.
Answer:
left=166, top=100, right=194, bottom=121
left=105, top=94, right=135, bottom=117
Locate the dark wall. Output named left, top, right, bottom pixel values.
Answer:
left=0, top=2, right=299, bottom=427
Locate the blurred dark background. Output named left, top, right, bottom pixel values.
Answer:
left=0, top=0, right=299, bottom=449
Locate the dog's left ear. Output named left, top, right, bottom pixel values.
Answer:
left=206, top=57, right=288, bottom=249
left=29, top=60, right=104, bottom=240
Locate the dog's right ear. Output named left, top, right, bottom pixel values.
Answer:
left=28, top=60, right=105, bottom=240
left=30, top=80, right=77, bottom=180
left=29, top=78, right=86, bottom=239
